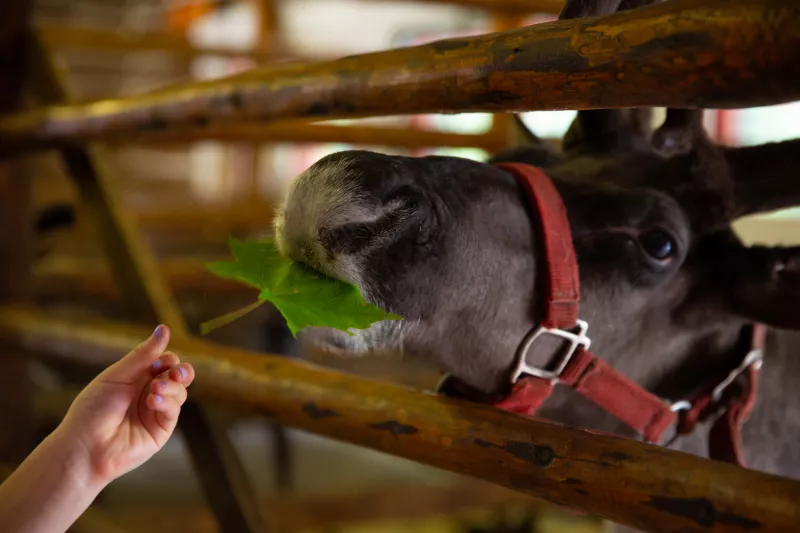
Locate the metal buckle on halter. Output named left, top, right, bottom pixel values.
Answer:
left=661, top=400, right=692, bottom=447
left=711, top=347, right=764, bottom=403
left=661, top=348, right=764, bottom=448
left=510, top=319, right=591, bottom=385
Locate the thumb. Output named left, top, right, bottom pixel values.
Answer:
left=104, top=325, right=171, bottom=381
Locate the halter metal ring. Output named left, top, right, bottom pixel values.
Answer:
left=661, top=400, right=692, bottom=447
left=510, top=319, right=591, bottom=385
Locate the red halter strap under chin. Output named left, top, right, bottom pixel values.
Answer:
left=491, top=162, right=763, bottom=467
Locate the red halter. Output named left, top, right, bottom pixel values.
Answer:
left=490, top=162, right=764, bottom=467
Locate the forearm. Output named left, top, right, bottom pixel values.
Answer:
left=0, top=425, right=107, bottom=533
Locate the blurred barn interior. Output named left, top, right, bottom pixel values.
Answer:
left=15, top=0, right=800, bottom=531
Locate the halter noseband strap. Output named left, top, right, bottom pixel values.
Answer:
left=489, top=162, right=763, bottom=467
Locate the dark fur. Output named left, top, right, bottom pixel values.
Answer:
left=277, top=1, right=800, bottom=530
left=280, top=131, right=800, bottom=531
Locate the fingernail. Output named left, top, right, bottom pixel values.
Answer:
left=152, top=359, right=162, bottom=370
left=160, top=380, right=168, bottom=391
left=179, top=366, right=187, bottom=379
left=154, top=394, right=163, bottom=404
left=153, top=325, right=163, bottom=339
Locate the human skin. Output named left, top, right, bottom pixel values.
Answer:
left=0, top=324, right=195, bottom=533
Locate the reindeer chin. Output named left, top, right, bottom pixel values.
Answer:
left=298, top=319, right=407, bottom=360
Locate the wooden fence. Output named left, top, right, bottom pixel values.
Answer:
left=1, top=0, right=799, bottom=532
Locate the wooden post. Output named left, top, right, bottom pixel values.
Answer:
left=179, top=403, right=278, bottom=533
left=0, top=0, right=35, bottom=465
left=488, top=11, right=525, bottom=150
left=253, top=0, right=294, bottom=495
left=22, top=33, right=184, bottom=328
left=23, top=31, right=270, bottom=533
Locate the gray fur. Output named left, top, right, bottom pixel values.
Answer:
left=273, top=1, right=800, bottom=530
left=275, top=138, right=800, bottom=533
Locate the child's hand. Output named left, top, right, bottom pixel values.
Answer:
left=55, top=324, right=195, bottom=488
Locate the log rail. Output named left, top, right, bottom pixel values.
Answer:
left=1, top=0, right=799, bottom=155
left=1, top=305, right=799, bottom=533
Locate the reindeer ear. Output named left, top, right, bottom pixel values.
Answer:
left=720, top=242, right=800, bottom=329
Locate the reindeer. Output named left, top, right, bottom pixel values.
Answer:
left=273, top=0, right=800, bottom=530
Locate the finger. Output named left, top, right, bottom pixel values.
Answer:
left=167, top=363, right=195, bottom=387
left=148, top=377, right=188, bottom=405
left=146, top=393, right=183, bottom=437
left=149, top=351, right=180, bottom=377
left=105, top=325, right=171, bottom=381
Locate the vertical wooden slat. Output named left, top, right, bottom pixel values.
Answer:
left=257, top=0, right=280, bottom=57
left=489, top=11, right=525, bottom=149
left=24, top=31, right=270, bottom=533
left=23, top=32, right=186, bottom=331
left=179, top=403, right=273, bottom=533
left=0, top=0, right=35, bottom=465
left=255, top=0, right=294, bottom=495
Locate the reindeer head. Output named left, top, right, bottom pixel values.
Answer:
left=274, top=107, right=798, bottom=400
left=273, top=0, right=800, bottom=407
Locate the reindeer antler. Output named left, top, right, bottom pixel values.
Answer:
left=653, top=133, right=800, bottom=234
left=559, top=0, right=705, bottom=156
left=724, top=138, right=800, bottom=219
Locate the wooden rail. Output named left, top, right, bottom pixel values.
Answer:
left=39, top=24, right=274, bottom=61
left=113, top=483, right=554, bottom=532
left=33, top=258, right=261, bottom=300
left=116, top=122, right=507, bottom=151
left=392, top=0, right=563, bottom=13
left=2, top=305, right=799, bottom=533
left=1, top=0, right=798, bottom=154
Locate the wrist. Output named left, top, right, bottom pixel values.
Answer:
left=0, top=421, right=110, bottom=533
left=45, top=424, right=109, bottom=498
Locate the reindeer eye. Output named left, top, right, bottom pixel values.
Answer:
left=639, top=229, right=675, bottom=261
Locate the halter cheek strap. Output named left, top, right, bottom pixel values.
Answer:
left=488, top=162, right=763, bottom=467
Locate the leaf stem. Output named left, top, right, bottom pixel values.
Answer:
left=199, top=299, right=268, bottom=335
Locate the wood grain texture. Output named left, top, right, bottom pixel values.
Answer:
left=1, top=305, right=799, bottom=533
left=114, top=122, right=508, bottom=151
left=0, top=0, right=797, bottom=154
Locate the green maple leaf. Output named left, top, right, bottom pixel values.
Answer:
left=200, top=236, right=402, bottom=337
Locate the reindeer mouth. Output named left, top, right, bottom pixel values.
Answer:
left=298, top=316, right=407, bottom=359
left=304, top=325, right=508, bottom=407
